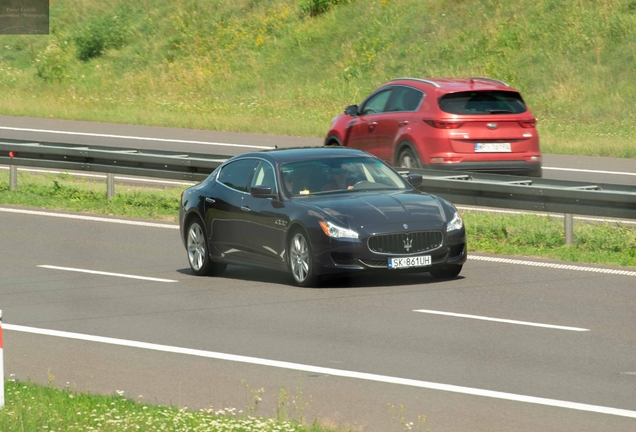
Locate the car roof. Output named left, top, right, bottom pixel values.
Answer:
left=387, top=77, right=516, bottom=93
left=233, top=146, right=372, bottom=164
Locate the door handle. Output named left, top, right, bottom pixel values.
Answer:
left=241, top=206, right=251, bottom=212
left=368, top=121, right=378, bottom=130
left=399, top=120, right=409, bottom=127
left=205, top=198, right=215, bottom=203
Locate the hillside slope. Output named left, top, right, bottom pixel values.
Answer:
left=0, top=0, right=635, bottom=157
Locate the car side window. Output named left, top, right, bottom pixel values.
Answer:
left=218, top=159, right=258, bottom=192
left=250, top=160, right=277, bottom=193
left=386, top=86, right=424, bottom=112
left=360, top=89, right=392, bottom=115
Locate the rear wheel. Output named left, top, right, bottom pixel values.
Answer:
left=429, top=265, right=462, bottom=279
left=186, top=217, right=227, bottom=276
left=289, top=230, right=320, bottom=287
left=397, top=146, right=420, bottom=169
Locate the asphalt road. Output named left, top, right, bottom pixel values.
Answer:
left=1, top=207, right=636, bottom=431
left=1, top=115, right=635, bottom=431
left=0, top=114, right=635, bottom=186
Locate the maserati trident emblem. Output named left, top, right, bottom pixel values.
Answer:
left=403, top=235, right=413, bottom=252
left=487, top=123, right=498, bottom=130
left=403, top=224, right=408, bottom=229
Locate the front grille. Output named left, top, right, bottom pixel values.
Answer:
left=368, top=230, right=443, bottom=255
left=331, top=253, right=356, bottom=266
left=360, top=258, right=387, bottom=268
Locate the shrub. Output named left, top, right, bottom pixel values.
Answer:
left=299, top=0, right=353, bottom=18
left=35, top=40, right=73, bottom=82
left=74, top=6, right=131, bottom=61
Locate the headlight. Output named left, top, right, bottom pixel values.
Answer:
left=319, top=221, right=359, bottom=239
left=447, top=211, right=463, bottom=232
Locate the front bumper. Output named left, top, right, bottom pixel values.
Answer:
left=309, top=227, right=467, bottom=276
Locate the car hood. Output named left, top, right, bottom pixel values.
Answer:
left=298, top=191, right=446, bottom=229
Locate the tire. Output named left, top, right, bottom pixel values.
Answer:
left=186, top=217, right=227, bottom=276
left=429, top=265, right=462, bottom=279
left=397, top=146, right=420, bottom=169
left=288, top=229, right=320, bottom=287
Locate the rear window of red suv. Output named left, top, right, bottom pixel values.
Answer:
left=438, top=91, right=527, bottom=115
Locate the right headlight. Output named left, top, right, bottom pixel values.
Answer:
left=447, top=211, right=463, bottom=232
left=319, top=221, right=359, bottom=239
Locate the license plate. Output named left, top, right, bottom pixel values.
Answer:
left=474, top=142, right=511, bottom=152
left=388, top=255, right=431, bottom=269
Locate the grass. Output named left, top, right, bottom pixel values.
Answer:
left=0, top=0, right=635, bottom=157
left=0, top=377, right=357, bottom=432
left=1, top=170, right=635, bottom=268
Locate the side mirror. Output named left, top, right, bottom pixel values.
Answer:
left=344, top=104, right=359, bottom=116
left=250, top=186, right=275, bottom=198
left=407, top=174, right=423, bottom=187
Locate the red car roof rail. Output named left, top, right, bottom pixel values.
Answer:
left=391, top=77, right=441, bottom=88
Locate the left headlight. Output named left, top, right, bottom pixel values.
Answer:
left=319, top=221, right=359, bottom=239
left=447, top=211, right=463, bottom=232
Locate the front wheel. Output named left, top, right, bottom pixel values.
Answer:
left=429, top=265, right=462, bottom=279
left=397, top=147, right=420, bottom=169
left=187, top=217, right=227, bottom=276
left=289, top=230, right=320, bottom=287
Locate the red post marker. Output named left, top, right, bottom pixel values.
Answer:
left=8, top=151, right=14, bottom=158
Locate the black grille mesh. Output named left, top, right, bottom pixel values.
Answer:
left=368, top=231, right=443, bottom=254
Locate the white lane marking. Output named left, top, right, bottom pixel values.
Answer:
left=4, top=324, right=636, bottom=419
left=0, top=207, right=179, bottom=229
left=0, top=126, right=274, bottom=150
left=3, top=207, right=634, bottom=277
left=0, top=166, right=196, bottom=186
left=456, top=206, right=636, bottom=226
left=543, top=166, right=636, bottom=177
left=414, top=310, right=589, bottom=332
left=468, top=255, right=636, bottom=277
left=37, top=265, right=178, bottom=283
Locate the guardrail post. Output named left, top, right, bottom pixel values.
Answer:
left=9, top=165, right=17, bottom=190
left=107, top=173, right=115, bottom=199
left=564, top=214, right=574, bottom=245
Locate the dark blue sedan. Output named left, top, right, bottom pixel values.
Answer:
left=179, top=147, right=466, bottom=287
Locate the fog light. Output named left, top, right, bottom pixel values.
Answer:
left=430, top=157, right=462, bottom=164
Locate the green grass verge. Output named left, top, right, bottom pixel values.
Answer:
left=1, top=0, right=636, bottom=158
left=1, top=171, right=635, bottom=268
left=0, top=379, right=348, bottom=432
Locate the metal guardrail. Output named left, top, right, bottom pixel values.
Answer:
left=1, top=140, right=635, bottom=243
left=404, top=168, right=636, bottom=220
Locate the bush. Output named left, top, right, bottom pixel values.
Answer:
left=35, top=40, right=73, bottom=82
left=74, top=6, right=131, bottom=61
left=299, top=0, right=353, bottom=18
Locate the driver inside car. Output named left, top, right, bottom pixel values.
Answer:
left=322, top=166, right=354, bottom=191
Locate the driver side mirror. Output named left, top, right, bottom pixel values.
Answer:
left=250, top=186, right=276, bottom=199
left=344, top=104, right=359, bottom=116
left=407, top=174, right=423, bottom=187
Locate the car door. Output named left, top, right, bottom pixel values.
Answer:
left=206, top=158, right=258, bottom=261
left=240, top=160, right=289, bottom=267
left=375, top=86, right=424, bottom=162
left=346, top=88, right=393, bottom=157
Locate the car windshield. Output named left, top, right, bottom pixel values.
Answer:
left=438, top=91, right=527, bottom=115
left=280, top=157, right=409, bottom=197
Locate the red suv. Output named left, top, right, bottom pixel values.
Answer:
left=325, top=77, right=542, bottom=177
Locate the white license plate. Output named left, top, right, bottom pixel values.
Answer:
left=388, top=255, right=431, bottom=269
left=474, top=142, right=511, bottom=152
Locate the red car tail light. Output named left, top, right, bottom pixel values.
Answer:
left=423, top=119, right=465, bottom=129
left=518, top=118, right=536, bottom=128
